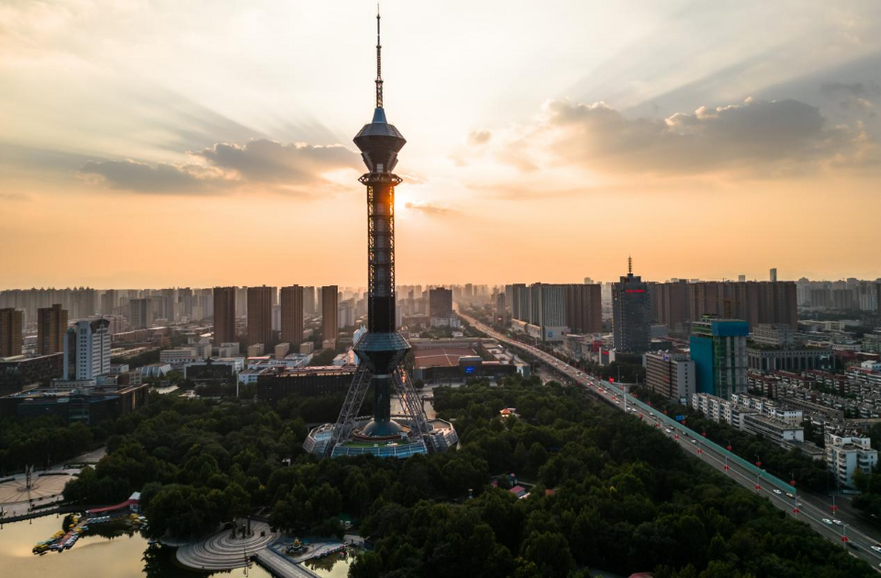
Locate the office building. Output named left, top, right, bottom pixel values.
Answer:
left=213, top=287, right=237, bottom=346
left=690, top=317, right=749, bottom=399
left=644, top=351, right=695, bottom=402
left=63, top=318, right=111, bottom=380
left=0, top=353, right=64, bottom=395
left=247, top=286, right=273, bottom=346
left=0, top=308, right=23, bottom=358
left=612, top=259, right=651, bottom=353
left=280, top=285, right=304, bottom=346
left=429, top=287, right=458, bottom=327
left=321, top=285, right=339, bottom=343
left=37, top=304, right=68, bottom=355
left=429, top=287, right=453, bottom=318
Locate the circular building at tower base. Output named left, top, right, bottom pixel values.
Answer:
left=303, top=418, right=457, bottom=459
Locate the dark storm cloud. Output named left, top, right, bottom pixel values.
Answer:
left=500, top=97, right=869, bottom=176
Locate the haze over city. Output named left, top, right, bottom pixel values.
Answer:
left=2, top=1, right=880, bottom=289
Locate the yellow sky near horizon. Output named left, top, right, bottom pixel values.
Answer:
left=1, top=1, right=880, bottom=289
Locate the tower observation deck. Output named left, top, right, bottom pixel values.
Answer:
left=303, top=8, right=457, bottom=458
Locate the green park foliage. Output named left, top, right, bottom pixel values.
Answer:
left=54, top=377, right=874, bottom=577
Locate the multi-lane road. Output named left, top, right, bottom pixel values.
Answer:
left=459, top=312, right=881, bottom=571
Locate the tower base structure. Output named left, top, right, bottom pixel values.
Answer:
left=303, top=334, right=457, bottom=459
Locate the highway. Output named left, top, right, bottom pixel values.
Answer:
left=459, top=312, right=881, bottom=571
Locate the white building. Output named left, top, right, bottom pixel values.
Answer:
left=692, top=392, right=803, bottom=448
left=644, top=351, right=695, bottom=402
left=63, top=318, right=111, bottom=380
left=218, top=342, right=241, bottom=357
left=752, top=324, right=795, bottom=347
left=826, top=434, right=878, bottom=489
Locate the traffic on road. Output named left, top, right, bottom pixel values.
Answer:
left=460, top=312, right=881, bottom=571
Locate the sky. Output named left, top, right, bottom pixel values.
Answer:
left=1, top=0, right=880, bottom=289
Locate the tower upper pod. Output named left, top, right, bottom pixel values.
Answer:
left=353, top=6, right=406, bottom=174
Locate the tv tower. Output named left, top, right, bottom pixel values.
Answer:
left=304, top=7, right=457, bottom=458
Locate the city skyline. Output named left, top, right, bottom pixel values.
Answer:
left=2, top=1, right=881, bottom=286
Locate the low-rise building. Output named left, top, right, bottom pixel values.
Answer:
left=256, top=366, right=355, bottom=404
left=826, top=434, right=878, bottom=489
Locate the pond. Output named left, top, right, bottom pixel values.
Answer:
left=0, top=515, right=273, bottom=578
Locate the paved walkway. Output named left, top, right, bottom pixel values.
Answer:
left=255, top=548, right=321, bottom=578
left=176, top=521, right=276, bottom=571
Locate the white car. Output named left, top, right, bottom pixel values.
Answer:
left=871, top=545, right=881, bottom=553
left=785, top=492, right=794, bottom=499
left=772, top=489, right=782, bottom=495
left=665, top=429, right=672, bottom=434
left=823, top=518, right=833, bottom=525
left=833, top=519, right=842, bottom=526
left=691, top=439, right=697, bottom=444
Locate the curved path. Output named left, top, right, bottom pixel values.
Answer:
left=176, top=521, right=276, bottom=571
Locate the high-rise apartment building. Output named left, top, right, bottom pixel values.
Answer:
left=247, top=286, right=274, bottom=346
left=100, top=290, right=117, bottom=315
left=564, top=283, right=602, bottom=334
left=129, top=298, right=151, bottom=329
left=63, top=318, right=111, bottom=380
left=303, top=286, right=316, bottom=315
left=770, top=268, right=778, bottom=283
left=650, top=280, right=797, bottom=333
left=37, top=304, right=68, bottom=355
left=612, top=260, right=651, bottom=353
left=280, top=285, right=304, bottom=347
left=689, top=317, right=749, bottom=399
left=0, top=308, right=23, bottom=357
left=321, top=285, right=339, bottom=342
left=213, top=287, right=237, bottom=346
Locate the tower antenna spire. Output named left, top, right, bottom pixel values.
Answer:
left=628, top=255, right=632, bottom=275
left=375, top=4, right=383, bottom=108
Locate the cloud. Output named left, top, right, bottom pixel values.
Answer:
left=490, top=97, right=872, bottom=178
left=468, top=130, right=492, bottom=145
left=405, top=201, right=460, bottom=217
left=192, top=140, right=358, bottom=182
left=0, top=192, right=32, bottom=202
left=80, top=159, right=224, bottom=194
left=80, top=139, right=360, bottom=194
left=820, top=81, right=880, bottom=98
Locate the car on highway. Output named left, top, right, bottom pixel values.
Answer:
left=772, top=489, right=782, bottom=495
left=832, top=519, right=842, bottom=526
left=691, top=439, right=697, bottom=444
left=823, top=518, right=833, bottom=525
left=785, top=492, right=794, bottom=499
left=871, top=545, right=881, bottom=553
left=665, top=429, right=672, bottom=434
